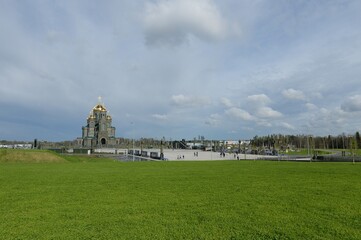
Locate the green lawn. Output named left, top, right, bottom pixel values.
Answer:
left=283, top=148, right=333, bottom=156
left=0, top=157, right=360, bottom=239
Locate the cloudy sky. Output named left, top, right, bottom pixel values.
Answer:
left=1, top=0, right=361, bottom=141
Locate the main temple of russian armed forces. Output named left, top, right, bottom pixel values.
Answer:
left=76, top=98, right=121, bottom=149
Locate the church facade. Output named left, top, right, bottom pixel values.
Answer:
left=80, top=98, right=117, bottom=148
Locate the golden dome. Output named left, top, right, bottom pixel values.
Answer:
left=93, top=104, right=107, bottom=112
left=87, top=111, right=95, bottom=119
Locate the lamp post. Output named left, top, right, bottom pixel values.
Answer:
left=160, top=139, right=164, bottom=160
left=307, top=135, right=310, bottom=159
left=244, top=141, right=247, bottom=161
left=131, top=122, right=135, bottom=162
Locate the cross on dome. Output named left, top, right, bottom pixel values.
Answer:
left=93, top=96, right=107, bottom=112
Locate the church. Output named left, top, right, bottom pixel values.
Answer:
left=79, top=98, right=117, bottom=148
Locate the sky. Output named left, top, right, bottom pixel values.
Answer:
left=1, top=0, right=361, bottom=141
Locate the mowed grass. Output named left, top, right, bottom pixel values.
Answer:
left=0, top=154, right=360, bottom=239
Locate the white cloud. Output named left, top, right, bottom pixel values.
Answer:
left=152, top=114, right=168, bottom=120
left=282, top=88, right=306, bottom=100
left=143, top=0, right=235, bottom=47
left=256, top=120, right=272, bottom=128
left=305, top=103, right=318, bottom=111
left=256, top=107, right=282, bottom=118
left=247, top=94, right=271, bottom=106
left=205, top=113, right=221, bottom=126
left=304, top=106, right=349, bottom=134
left=225, top=107, right=254, bottom=121
left=220, top=97, right=233, bottom=108
left=311, top=92, right=323, bottom=99
left=245, top=94, right=282, bottom=119
left=341, top=95, right=361, bottom=112
left=279, top=122, right=295, bottom=130
left=171, top=94, right=210, bottom=108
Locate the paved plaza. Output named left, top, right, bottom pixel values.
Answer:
left=161, top=149, right=253, bottom=161
left=160, top=149, right=312, bottom=161
left=96, top=148, right=312, bottom=161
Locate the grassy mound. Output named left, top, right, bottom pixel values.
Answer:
left=0, top=149, right=66, bottom=163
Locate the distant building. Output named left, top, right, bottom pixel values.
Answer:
left=79, top=98, right=117, bottom=148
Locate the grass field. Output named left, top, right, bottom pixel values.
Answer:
left=283, top=149, right=333, bottom=156
left=0, top=151, right=361, bottom=239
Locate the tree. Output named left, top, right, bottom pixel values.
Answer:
left=355, top=131, right=361, bottom=149
left=349, top=136, right=357, bottom=164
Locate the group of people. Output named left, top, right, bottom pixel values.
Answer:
left=219, top=152, right=241, bottom=160
left=176, top=152, right=201, bottom=159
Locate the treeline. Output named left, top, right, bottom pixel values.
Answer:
left=251, top=132, right=361, bottom=150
